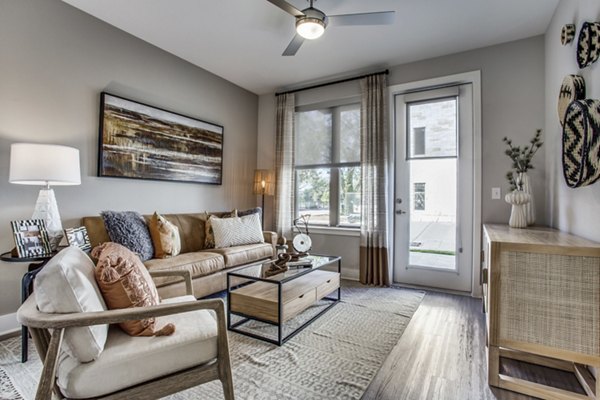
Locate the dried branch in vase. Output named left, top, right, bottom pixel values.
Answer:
left=502, top=129, right=543, bottom=191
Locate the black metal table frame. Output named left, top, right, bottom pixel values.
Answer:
left=226, top=256, right=341, bottom=346
left=0, top=251, right=55, bottom=363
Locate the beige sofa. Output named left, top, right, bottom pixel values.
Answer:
left=83, top=212, right=277, bottom=299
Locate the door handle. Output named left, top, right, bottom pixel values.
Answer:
left=395, top=210, right=407, bottom=215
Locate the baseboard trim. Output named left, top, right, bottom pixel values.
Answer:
left=0, top=313, right=19, bottom=338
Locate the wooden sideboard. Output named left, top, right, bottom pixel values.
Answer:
left=483, top=224, right=600, bottom=399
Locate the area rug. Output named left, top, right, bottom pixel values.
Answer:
left=0, top=282, right=424, bottom=400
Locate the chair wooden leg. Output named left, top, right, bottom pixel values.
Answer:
left=36, top=328, right=64, bottom=400
left=221, top=372, right=235, bottom=400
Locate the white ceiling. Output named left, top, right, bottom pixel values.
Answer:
left=62, top=0, right=559, bottom=95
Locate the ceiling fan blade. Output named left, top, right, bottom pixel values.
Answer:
left=282, top=34, right=305, bottom=56
left=328, top=11, right=395, bottom=27
left=266, top=0, right=305, bottom=17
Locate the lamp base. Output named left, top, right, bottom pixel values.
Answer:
left=31, top=188, right=63, bottom=251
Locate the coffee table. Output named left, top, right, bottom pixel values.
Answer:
left=227, top=255, right=341, bottom=345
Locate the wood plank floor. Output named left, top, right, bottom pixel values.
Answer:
left=363, top=291, right=586, bottom=400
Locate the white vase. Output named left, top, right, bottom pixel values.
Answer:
left=505, top=190, right=531, bottom=229
left=519, top=172, right=535, bottom=225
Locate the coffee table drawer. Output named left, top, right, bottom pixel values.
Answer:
left=316, top=273, right=340, bottom=300
left=283, top=287, right=316, bottom=321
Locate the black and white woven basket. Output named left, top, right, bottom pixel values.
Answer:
left=561, top=24, right=575, bottom=45
left=562, top=99, right=600, bottom=188
left=577, top=22, right=600, bottom=68
left=558, top=75, right=585, bottom=125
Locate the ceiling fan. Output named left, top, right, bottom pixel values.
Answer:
left=267, top=0, right=395, bottom=56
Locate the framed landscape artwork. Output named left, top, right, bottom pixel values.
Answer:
left=98, top=92, right=224, bottom=184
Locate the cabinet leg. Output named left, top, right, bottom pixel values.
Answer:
left=488, top=345, right=500, bottom=387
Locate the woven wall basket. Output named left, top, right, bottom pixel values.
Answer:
left=577, top=22, right=600, bottom=68
left=561, top=24, right=575, bottom=45
left=558, top=75, right=585, bottom=125
left=562, top=99, right=600, bottom=188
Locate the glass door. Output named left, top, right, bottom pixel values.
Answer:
left=393, top=85, right=473, bottom=292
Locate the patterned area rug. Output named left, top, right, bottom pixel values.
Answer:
left=0, top=282, right=424, bottom=400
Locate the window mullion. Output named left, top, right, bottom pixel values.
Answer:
left=331, top=107, right=341, bottom=226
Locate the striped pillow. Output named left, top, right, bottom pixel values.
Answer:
left=211, top=214, right=264, bottom=248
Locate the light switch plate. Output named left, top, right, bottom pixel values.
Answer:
left=491, top=187, right=501, bottom=200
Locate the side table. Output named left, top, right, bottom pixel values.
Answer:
left=0, top=251, right=57, bottom=362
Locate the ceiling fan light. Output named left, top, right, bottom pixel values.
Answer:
left=296, top=17, right=325, bottom=40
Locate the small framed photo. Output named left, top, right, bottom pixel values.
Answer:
left=11, top=219, right=52, bottom=258
left=65, top=227, right=92, bottom=252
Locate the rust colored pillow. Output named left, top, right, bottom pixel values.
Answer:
left=92, top=242, right=175, bottom=337
left=148, top=212, right=181, bottom=259
left=204, top=210, right=237, bottom=249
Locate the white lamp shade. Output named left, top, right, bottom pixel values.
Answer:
left=9, top=143, right=81, bottom=186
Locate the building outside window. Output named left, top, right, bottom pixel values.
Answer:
left=414, top=182, right=426, bottom=211
left=294, top=104, right=361, bottom=227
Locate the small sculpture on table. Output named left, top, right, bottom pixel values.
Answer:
left=265, top=253, right=292, bottom=277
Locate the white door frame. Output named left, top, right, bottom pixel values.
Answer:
left=387, top=71, right=482, bottom=297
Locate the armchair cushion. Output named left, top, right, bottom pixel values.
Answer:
left=56, top=295, right=218, bottom=399
left=34, top=247, right=108, bottom=363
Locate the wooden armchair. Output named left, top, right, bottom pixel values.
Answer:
left=17, top=269, right=234, bottom=400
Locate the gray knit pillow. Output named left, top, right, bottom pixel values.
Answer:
left=100, top=211, right=154, bottom=261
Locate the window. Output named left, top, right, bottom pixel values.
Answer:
left=414, top=182, right=425, bottom=211
left=295, top=104, right=361, bottom=227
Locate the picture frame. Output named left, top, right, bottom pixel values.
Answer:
left=11, top=219, right=52, bottom=258
left=98, top=92, right=224, bottom=185
left=65, top=226, right=92, bottom=252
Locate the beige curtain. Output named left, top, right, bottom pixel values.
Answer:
left=359, top=74, right=390, bottom=286
left=274, top=93, right=295, bottom=240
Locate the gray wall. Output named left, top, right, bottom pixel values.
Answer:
left=0, top=0, right=258, bottom=325
left=544, top=0, right=600, bottom=240
left=258, top=36, right=546, bottom=282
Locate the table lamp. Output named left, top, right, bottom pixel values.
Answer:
left=253, top=169, right=274, bottom=228
left=9, top=143, right=81, bottom=251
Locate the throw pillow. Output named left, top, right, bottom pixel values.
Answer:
left=92, top=242, right=175, bottom=337
left=34, top=247, right=108, bottom=362
left=238, top=207, right=262, bottom=219
left=212, top=213, right=265, bottom=248
left=101, top=211, right=154, bottom=261
left=204, top=209, right=237, bottom=249
left=148, top=212, right=181, bottom=259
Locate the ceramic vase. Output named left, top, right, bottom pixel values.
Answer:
left=505, top=190, right=531, bottom=229
left=519, top=172, right=535, bottom=225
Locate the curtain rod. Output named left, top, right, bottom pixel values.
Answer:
left=275, top=69, right=389, bottom=97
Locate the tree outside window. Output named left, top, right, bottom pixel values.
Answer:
left=295, top=104, right=361, bottom=227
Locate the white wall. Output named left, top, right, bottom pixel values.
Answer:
left=0, top=0, right=259, bottom=329
left=258, top=36, right=545, bottom=284
left=544, top=0, right=600, bottom=240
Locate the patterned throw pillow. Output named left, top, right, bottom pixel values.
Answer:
left=92, top=242, right=175, bottom=337
left=101, top=211, right=154, bottom=261
left=204, top=210, right=237, bottom=249
left=148, top=212, right=181, bottom=259
left=212, top=213, right=265, bottom=248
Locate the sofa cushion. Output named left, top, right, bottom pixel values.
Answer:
left=145, top=251, right=225, bottom=287
left=212, top=213, right=264, bottom=249
left=148, top=212, right=181, bottom=259
left=56, top=295, right=218, bottom=399
left=204, top=210, right=237, bottom=249
left=211, top=243, right=274, bottom=268
left=34, top=247, right=108, bottom=363
left=101, top=211, right=154, bottom=261
left=93, top=243, right=174, bottom=337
